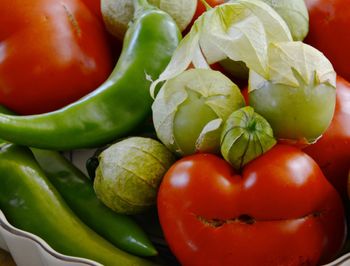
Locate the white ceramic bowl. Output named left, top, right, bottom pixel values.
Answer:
left=0, top=210, right=101, bottom=266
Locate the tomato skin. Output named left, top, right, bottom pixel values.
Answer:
left=158, top=145, right=346, bottom=265
left=194, top=0, right=225, bottom=20
left=241, top=86, right=248, bottom=104
left=0, top=0, right=112, bottom=114
left=304, top=76, right=350, bottom=197
left=305, top=0, right=350, bottom=81
left=81, top=0, right=102, bottom=19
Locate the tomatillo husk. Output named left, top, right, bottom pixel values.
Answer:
left=102, top=0, right=197, bottom=39
left=259, top=0, right=309, bottom=41
left=94, top=137, right=175, bottom=214
left=152, top=68, right=245, bottom=156
left=220, top=106, right=276, bottom=170
left=249, top=42, right=336, bottom=144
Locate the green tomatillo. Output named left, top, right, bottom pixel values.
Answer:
left=220, top=0, right=308, bottom=79
left=102, top=0, right=197, bottom=39
left=93, top=137, right=175, bottom=215
left=258, top=0, right=309, bottom=41
left=249, top=42, right=337, bottom=144
left=150, top=0, right=292, bottom=93
left=221, top=106, right=277, bottom=170
left=152, top=68, right=245, bottom=156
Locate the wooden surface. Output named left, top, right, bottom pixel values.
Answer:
left=0, top=249, right=15, bottom=266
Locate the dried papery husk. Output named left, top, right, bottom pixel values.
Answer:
left=101, top=0, right=197, bottom=39
left=94, top=137, right=175, bottom=214
left=152, top=68, right=245, bottom=156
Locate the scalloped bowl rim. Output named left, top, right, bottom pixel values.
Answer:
left=0, top=209, right=102, bottom=266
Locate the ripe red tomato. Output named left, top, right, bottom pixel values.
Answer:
left=0, top=0, right=112, bottom=114
left=305, top=0, right=350, bottom=81
left=158, top=145, right=346, bottom=265
left=304, top=76, right=350, bottom=197
left=241, top=86, right=249, bottom=104
left=348, top=171, right=350, bottom=199
left=81, top=0, right=102, bottom=19
left=193, top=0, right=225, bottom=21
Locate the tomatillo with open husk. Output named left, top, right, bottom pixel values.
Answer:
left=152, top=68, right=245, bottom=156
left=249, top=42, right=337, bottom=144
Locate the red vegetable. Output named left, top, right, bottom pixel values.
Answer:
left=81, top=0, right=102, bottom=19
left=304, top=76, right=350, bottom=197
left=0, top=0, right=112, bottom=114
left=193, top=0, right=225, bottom=21
left=241, top=86, right=249, bottom=105
left=305, top=0, right=350, bottom=81
left=158, top=145, right=346, bottom=265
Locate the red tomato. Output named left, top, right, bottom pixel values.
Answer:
left=241, top=86, right=248, bottom=104
left=305, top=0, right=350, bottom=81
left=304, top=76, right=350, bottom=197
left=193, top=0, right=225, bottom=21
left=348, top=170, right=350, bottom=199
left=347, top=171, right=350, bottom=199
left=81, top=0, right=102, bottom=19
left=0, top=0, right=112, bottom=114
left=158, top=145, right=346, bottom=266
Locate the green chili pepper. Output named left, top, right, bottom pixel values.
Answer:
left=0, top=105, right=13, bottom=147
left=0, top=144, right=155, bottom=266
left=31, top=148, right=157, bottom=257
left=0, top=0, right=181, bottom=150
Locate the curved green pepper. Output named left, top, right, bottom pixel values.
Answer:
left=0, top=144, right=155, bottom=266
left=0, top=0, right=180, bottom=150
left=31, top=148, right=157, bottom=257
left=0, top=106, right=12, bottom=147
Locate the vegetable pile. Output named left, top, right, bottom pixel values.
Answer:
left=0, top=0, right=350, bottom=265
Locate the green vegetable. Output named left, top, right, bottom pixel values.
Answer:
left=220, top=106, right=276, bottom=169
left=85, top=118, right=158, bottom=180
left=148, top=0, right=197, bottom=31
left=102, top=0, right=197, bottom=39
left=0, top=105, right=13, bottom=146
left=249, top=42, right=336, bottom=143
left=0, top=0, right=180, bottom=150
left=152, top=68, right=245, bottom=156
left=258, top=0, right=309, bottom=41
left=150, top=0, right=292, bottom=93
left=218, top=0, right=298, bottom=80
left=94, top=137, right=175, bottom=214
left=31, top=148, right=158, bottom=257
left=0, top=144, right=154, bottom=266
